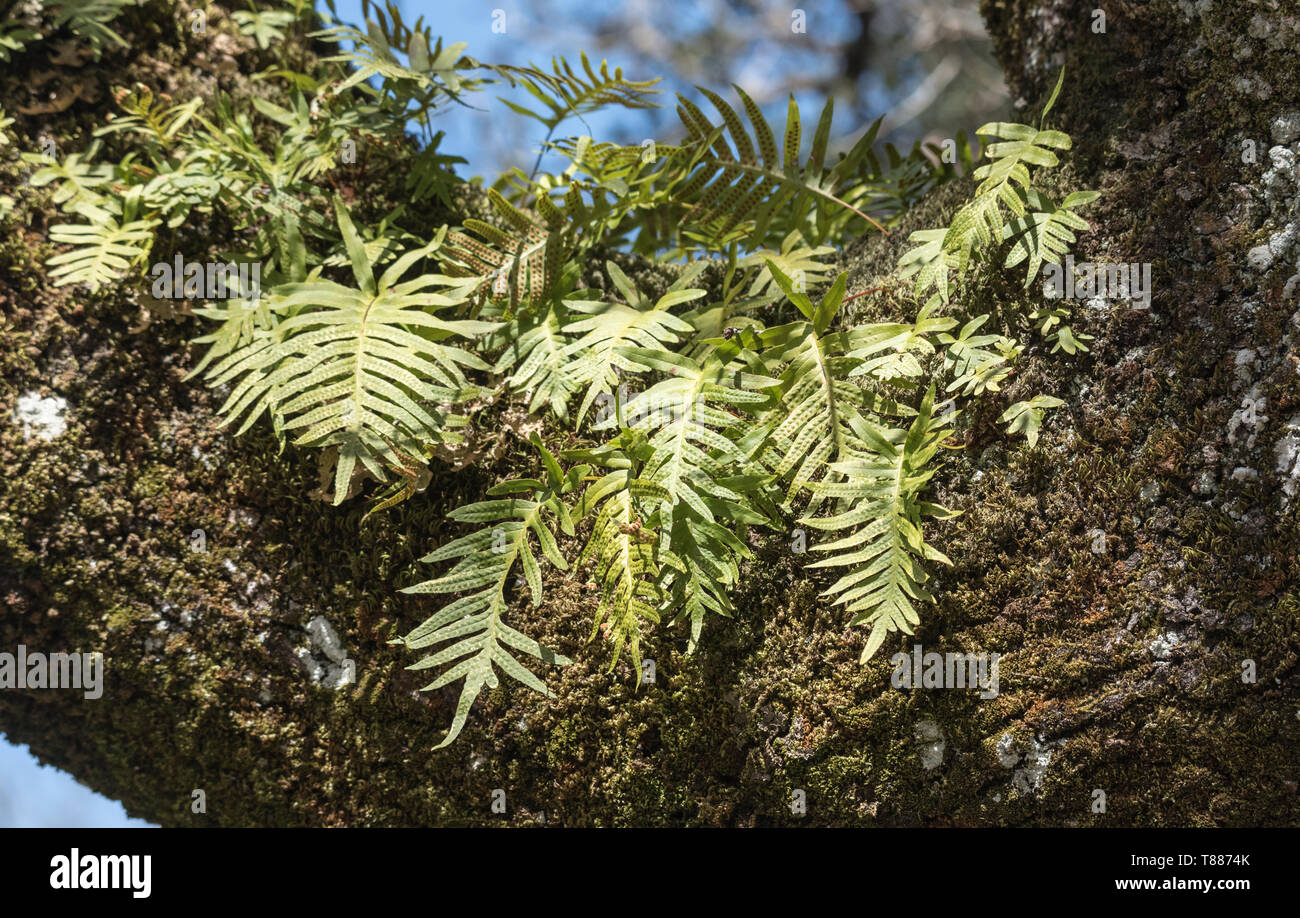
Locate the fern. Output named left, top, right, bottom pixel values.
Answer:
left=1001, top=395, right=1064, bottom=448
left=51, top=0, right=135, bottom=54
left=24, top=142, right=116, bottom=221
left=492, top=302, right=578, bottom=421
left=898, top=71, right=1098, bottom=304
left=401, top=435, right=577, bottom=747
left=664, top=88, right=888, bottom=249
left=600, top=339, right=778, bottom=646
left=561, top=261, right=702, bottom=426
left=1002, top=189, right=1100, bottom=288
left=801, top=386, right=957, bottom=661
left=198, top=199, right=496, bottom=504
left=232, top=7, right=296, bottom=51
left=46, top=214, right=157, bottom=290
left=565, top=430, right=667, bottom=676
left=33, top=5, right=1104, bottom=746
left=440, top=188, right=567, bottom=311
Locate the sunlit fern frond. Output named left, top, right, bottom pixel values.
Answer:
left=24, top=141, right=116, bottom=221
left=95, top=85, right=202, bottom=152
left=46, top=214, right=157, bottom=290
left=665, top=87, right=887, bottom=249
left=493, top=51, right=661, bottom=134
left=568, top=443, right=668, bottom=677
left=401, top=434, right=578, bottom=748
left=316, top=0, right=471, bottom=98
left=561, top=261, right=702, bottom=426
left=441, top=188, right=567, bottom=312
left=938, top=314, right=1021, bottom=397
left=754, top=266, right=881, bottom=506
left=492, top=301, right=578, bottom=421
left=1002, top=188, right=1099, bottom=288
left=198, top=199, right=497, bottom=504
left=600, top=340, right=778, bottom=645
left=801, top=385, right=957, bottom=662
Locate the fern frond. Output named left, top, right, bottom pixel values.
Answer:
left=568, top=444, right=667, bottom=676
left=51, top=0, right=135, bottom=52
left=561, top=261, right=702, bottom=426
left=441, top=188, right=566, bottom=311
left=231, top=8, right=296, bottom=50
left=494, top=52, right=660, bottom=133
left=666, top=88, right=887, bottom=248
left=315, top=1, right=470, bottom=98
left=755, top=266, right=900, bottom=506
left=938, top=314, right=1020, bottom=397
left=603, top=341, right=778, bottom=644
left=1000, top=395, right=1064, bottom=448
left=802, top=385, right=956, bottom=662
left=199, top=200, right=497, bottom=504
left=492, top=302, right=578, bottom=421
left=46, top=215, right=157, bottom=290
left=24, top=142, right=116, bottom=221
left=401, top=434, right=577, bottom=748
left=1002, top=189, right=1099, bottom=288
left=96, top=86, right=201, bottom=152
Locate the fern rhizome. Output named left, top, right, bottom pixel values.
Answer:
left=23, top=1, right=1099, bottom=747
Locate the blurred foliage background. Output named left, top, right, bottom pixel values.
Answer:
left=345, top=0, right=1009, bottom=178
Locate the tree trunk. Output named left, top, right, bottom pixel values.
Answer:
left=2, top=0, right=1298, bottom=826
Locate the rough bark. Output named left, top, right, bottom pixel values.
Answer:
left=2, top=0, right=1298, bottom=826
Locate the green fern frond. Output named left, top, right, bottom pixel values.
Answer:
left=603, top=340, right=779, bottom=645
left=96, top=86, right=202, bottom=151
left=316, top=1, right=470, bottom=98
left=801, top=385, right=956, bottom=662
left=567, top=439, right=668, bottom=676
left=24, top=142, right=116, bottom=221
left=51, top=0, right=135, bottom=53
left=441, top=188, right=566, bottom=311
left=0, top=22, right=40, bottom=62
left=1000, top=395, right=1064, bottom=448
left=561, top=261, right=702, bottom=426
left=492, top=302, right=578, bottom=421
left=494, top=52, right=660, bottom=134
left=897, top=79, right=1094, bottom=303
left=755, top=266, right=897, bottom=506
left=939, top=314, right=1020, bottom=397
left=46, top=215, right=158, bottom=290
left=199, top=200, right=496, bottom=504
left=401, top=434, right=577, bottom=748
left=665, top=88, right=887, bottom=248
left=232, top=8, right=296, bottom=50
left=1002, top=189, right=1099, bottom=288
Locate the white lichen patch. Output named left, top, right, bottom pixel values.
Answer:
left=1273, top=112, right=1300, bottom=145
left=298, top=615, right=354, bottom=690
left=1149, top=630, right=1182, bottom=660
left=995, top=733, right=1020, bottom=768
left=1273, top=416, right=1300, bottom=500
left=1012, top=738, right=1053, bottom=796
left=915, top=719, right=945, bottom=771
left=12, top=391, right=69, bottom=441
left=995, top=733, right=1056, bottom=796
left=1227, top=387, right=1268, bottom=449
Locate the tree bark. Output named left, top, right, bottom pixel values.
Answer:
left=2, top=0, right=1298, bottom=826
